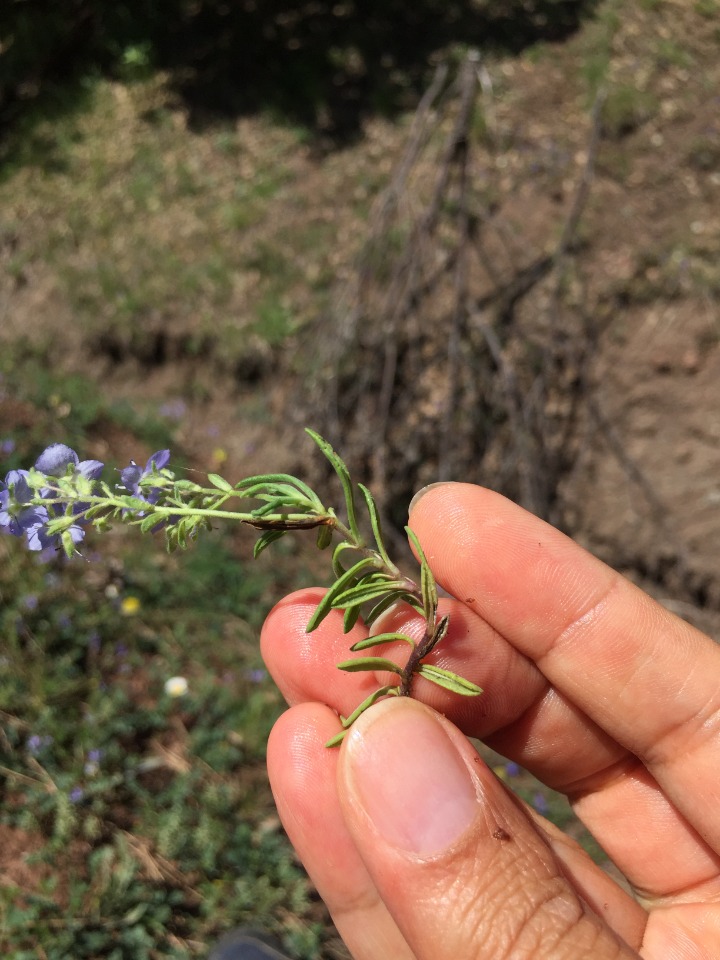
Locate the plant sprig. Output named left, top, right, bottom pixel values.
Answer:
left=0, top=430, right=482, bottom=744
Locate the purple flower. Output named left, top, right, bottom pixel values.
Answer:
left=35, top=444, right=104, bottom=482
left=0, top=438, right=15, bottom=455
left=532, top=792, right=549, bottom=815
left=84, top=748, right=103, bottom=775
left=1, top=446, right=105, bottom=553
left=69, top=786, right=85, bottom=804
left=119, top=450, right=171, bottom=505
left=27, top=734, right=53, bottom=756
left=505, top=761, right=521, bottom=778
left=0, top=470, right=49, bottom=540
left=34, top=444, right=79, bottom=475
left=17, top=445, right=106, bottom=553
left=25, top=516, right=85, bottom=553
left=244, top=668, right=268, bottom=684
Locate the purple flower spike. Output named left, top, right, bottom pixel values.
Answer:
left=35, top=444, right=80, bottom=476
left=25, top=448, right=105, bottom=546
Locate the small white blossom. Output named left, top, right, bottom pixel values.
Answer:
left=164, top=676, right=189, bottom=698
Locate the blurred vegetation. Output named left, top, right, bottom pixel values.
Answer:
left=0, top=402, right=327, bottom=957
left=2, top=0, right=600, bottom=145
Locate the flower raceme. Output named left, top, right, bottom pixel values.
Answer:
left=3, top=444, right=103, bottom=552
left=1, top=431, right=482, bottom=743
left=0, top=444, right=176, bottom=554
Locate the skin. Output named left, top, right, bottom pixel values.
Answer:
left=261, top=483, right=720, bottom=960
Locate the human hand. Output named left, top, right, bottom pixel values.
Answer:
left=261, top=483, right=720, bottom=959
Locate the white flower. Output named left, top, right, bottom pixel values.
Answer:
left=164, top=676, right=189, bottom=698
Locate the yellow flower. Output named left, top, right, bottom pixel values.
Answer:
left=212, top=447, right=228, bottom=467
left=120, top=596, right=141, bottom=616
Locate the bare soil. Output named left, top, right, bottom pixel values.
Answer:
left=2, top=3, right=719, bottom=634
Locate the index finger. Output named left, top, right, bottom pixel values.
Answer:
left=409, top=483, right=720, bottom=852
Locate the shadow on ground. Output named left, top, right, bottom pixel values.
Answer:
left=1, top=0, right=600, bottom=146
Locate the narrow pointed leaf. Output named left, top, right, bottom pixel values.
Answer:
left=350, top=631, right=415, bottom=651
left=336, top=657, right=403, bottom=675
left=234, top=472, right=321, bottom=506
left=332, top=540, right=358, bottom=578
left=339, top=685, right=400, bottom=728
left=305, top=556, right=379, bottom=632
left=357, top=483, right=394, bottom=568
left=365, top=591, right=423, bottom=625
left=406, top=526, right=437, bottom=620
left=331, top=580, right=403, bottom=609
left=415, top=663, right=483, bottom=696
left=325, top=729, right=349, bottom=748
left=343, top=605, right=361, bottom=633
left=253, top=529, right=286, bottom=558
left=306, top=429, right=361, bottom=541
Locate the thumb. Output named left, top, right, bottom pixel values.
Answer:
left=338, top=697, right=636, bottom=960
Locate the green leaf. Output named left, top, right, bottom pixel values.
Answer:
left=123, top=496, right=154, bottom=513
left=140, top=514, right=158, bottom=533
left=331, top=579, right=402, bottom=609
left=364, top=591, right=422, bottom=625
left=324, top=685, right=403, bottom=741
left=172, top=479, right=204, bottom=492
left=316, top=524, right=334, bottom=550
left=305, top=556, right=379, bottom=632
left=336, top=657, right=403, bottom=675
left=325, top=729, right=349, bottom=748
left=251, top=497, right=298, bottom=518
left=343, top=605, right=361, bottom=633
left=61, top=529, right=77, bottom=559
left=415, top=664, right=483, bottom=696
left=253, top=529, right=286, bottom=558
left=336, top=684, right=400, bottom=733
left=357, top=483, right=394, bottom=569
left=350, top=631, right=415, bottom=651
left=234, top=472, right=323, bottom=510
left=306, top=429, right=361, bottom=542
left=207, top=473, right=234, bottom=492
left=331, top=540, right=358, bottom=578
left=406, top=526, right=437, bottom=621
left=176, top=518, right=188, bottom=549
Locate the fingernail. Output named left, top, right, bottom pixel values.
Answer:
left=408, top=481, right=452, bottom=516
left=342, top=698, right=479, bottom=858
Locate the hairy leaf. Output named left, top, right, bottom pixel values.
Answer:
left=305, top=556, right=379, bottom=632
left=306, top=429, right=361, bottom=542
left=350, top=632, right=415, bottom=651
left=331, top=579, right=403, bottom=609
left=336, top=657, right=403, bottom=675
left=253, top=529, right=286, bottom=558
left=415, top=663, right=482, bottom=696
left=207, top=473, right=234, bottom=493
